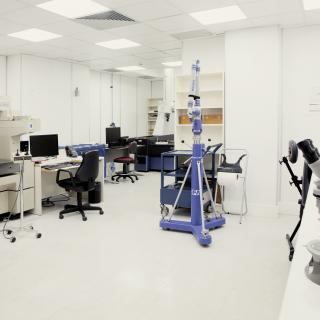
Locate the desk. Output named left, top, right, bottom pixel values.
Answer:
left=279, top=176, right=320, bottom=319
left=34, top=156, right=105, bottom=215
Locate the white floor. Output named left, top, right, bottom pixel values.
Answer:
left=0, top=172, right=296, bottom=320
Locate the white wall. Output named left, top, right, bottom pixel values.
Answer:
left=121, top=76, right=137, bottom=137
left=136, top=79, right=150, bottom=136
left=280, top=25, right=320, bottom=213
left=71, top=63, right=90, bottom=144
left=18, top=55, right=73, bottom=145
left=182, top=36, right=225, bottom=74
left=6, top=54, right=152, bottom=146
left=0, top=56, right=6, bottom=95
left=7, top=55, right=21, bottom=110
left=151, top=80, right=163, bottom=98
left=225, top=27, right=281, bottom=216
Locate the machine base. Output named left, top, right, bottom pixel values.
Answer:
left=160, top=217, right=226, bottom=246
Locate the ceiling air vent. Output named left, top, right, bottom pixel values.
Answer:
left=75, top=10, right=136, bottom=30
left=171, top=30, right=213, bottom=40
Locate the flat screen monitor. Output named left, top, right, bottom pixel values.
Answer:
left=106, top=127, right=121, bottom=145
left=30, top=134, right=59, bottom=158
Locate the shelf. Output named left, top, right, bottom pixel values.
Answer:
left=177, top=73, right=224, bottom=79
left=176, top=124, right=223, bottom=127
left=176, top=90, right=223, bottom=94
left=176, top=106, right=223, bottom=110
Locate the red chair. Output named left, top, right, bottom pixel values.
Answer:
left=111, top=142, right=139, bottom=183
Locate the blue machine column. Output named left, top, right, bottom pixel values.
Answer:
left=191, top=98, right=203, bottom=227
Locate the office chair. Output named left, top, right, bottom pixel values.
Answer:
left=56, top=151, right=104, bottom=221
left=111, top=141, right=139, bottom=183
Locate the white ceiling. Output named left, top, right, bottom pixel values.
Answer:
left=0, top=0, right=318, bottom=71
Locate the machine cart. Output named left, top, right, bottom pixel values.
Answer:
left=160, top=148, right=221, bottom=215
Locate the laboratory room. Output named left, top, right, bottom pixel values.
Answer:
left=1, top=0, right=320, bottom=319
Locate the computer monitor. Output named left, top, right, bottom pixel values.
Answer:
left=30, top=134, right=59, bottom=158
left=106, top=127, right=121, bottom=145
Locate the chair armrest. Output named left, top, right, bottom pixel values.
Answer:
left=56, top=169, right=74, bottom=184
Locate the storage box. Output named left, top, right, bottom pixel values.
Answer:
left=179, top=115, right=190, bottom=124
left=202, top=114, right=223, bottom=124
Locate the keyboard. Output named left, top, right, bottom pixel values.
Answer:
left=42, top=162, right=80, bottom=170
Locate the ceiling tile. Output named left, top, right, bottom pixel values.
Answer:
left=0, top=18, right=30, bottom=35
left=72, top=29, right=119, bottom=43
left=3, top=6, right=65, bottom=27
left=149, top=40, right=182, bottom=51
left=129, top=32, right=176, bottom=46
left=0, top=0, right=29, bottom=15
left=167, top=0, right=236, bottom=13
left=109, top=23, right=161, bottom=37
left=117, top=0, right=182, bottom=22
left=147, top=14, right=203, bottom=33
left=0, top=34, right=30, bottom=47
left=39, top=20, right=97, bottom=36
left=94, top=0, right=146, bottom=9
left=305, top=10, right=320, bottom=25
left=134, top=51, right=169, bottom=60
left=46, top=36, right=91, bottom=50
left=164, top=48, right=182, bottom=56
left=250, top=12, right=305, bottom=28
left=239, top=0, right=302, bottom=18
left=205, top=19, right=253, bottom=34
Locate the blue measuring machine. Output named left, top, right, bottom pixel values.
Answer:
left=159, top=60, right=226, bottom=246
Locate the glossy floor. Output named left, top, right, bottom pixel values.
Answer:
left=0, top=173, right=296, bottom=320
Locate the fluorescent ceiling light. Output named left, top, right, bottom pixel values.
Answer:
left=162, top=61, right=182, bottom=67
left=116, top=66, right=145, bottom=71
left=190, top=5, right=246, bottom=25
left=37, top=0, right=110, bottom=19
left=8, top=28, right=61, bottom=42
left=303, top=0, right=320, bottom=10
left=96, top=39, right=140, bottom=50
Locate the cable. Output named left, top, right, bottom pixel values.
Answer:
left=1, top=160, right=24, bottom=241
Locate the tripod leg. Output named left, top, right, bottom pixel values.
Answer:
left=167, top=162, right=192, bottom=221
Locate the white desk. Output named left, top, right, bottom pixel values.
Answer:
left=279, top=176, right=320, bottom=319
left=34, top=156, right=105, bottom=215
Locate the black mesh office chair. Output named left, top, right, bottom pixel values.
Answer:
left=56, top=151, right=104, bottom=221
left=111, top=141, right=139, bottom=183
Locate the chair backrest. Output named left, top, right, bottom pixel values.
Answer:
left=75, top=150, right=99, bottom=183
left=128, top=141, right=138, bottom=154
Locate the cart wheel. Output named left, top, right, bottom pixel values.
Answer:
left=36, top=233, right=42, bottom=239
left=10, top=237, right=16, bottom=243
left=160, top=205, right=169, bottom=218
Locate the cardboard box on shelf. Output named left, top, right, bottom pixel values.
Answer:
left=202, top=114, right=223, bottom=124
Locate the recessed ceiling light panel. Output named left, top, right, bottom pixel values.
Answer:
left=162, top=61, right=182, bottom=67
left=190, top=5, right=246, bottom=25
left=303, top=0, right=320, bottom=10
left=96, top=39, right=140, bottom=49
left=8, top=28, right=61, bottom=42
left=116, top=66, right=145, bottom=71
left=37, top=0, right=110, bottom=19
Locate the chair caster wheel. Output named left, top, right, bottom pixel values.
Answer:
left=82, top=217, right=87, bottom=221
left=10, top=237, right=16, bottom=243
left=30, top=226, right=34, bottom=230
left=59, top=214, right=64, bottom=219
left=6, top=230, right=12, bottom=235
left=100, top=210, right=104, bottom=215
left=36, top=233, right=42, bottom=239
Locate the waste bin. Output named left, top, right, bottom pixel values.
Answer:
left=89, top=182, right=101, bottom=204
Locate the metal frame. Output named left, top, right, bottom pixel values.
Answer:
left=215, top=148, right=248, bottom=224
